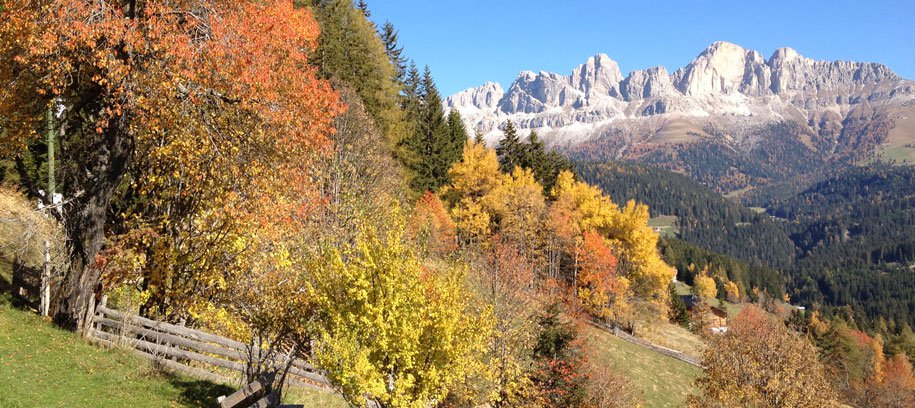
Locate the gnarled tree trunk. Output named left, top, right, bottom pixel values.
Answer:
left=52, top=112, right=133, bottom=333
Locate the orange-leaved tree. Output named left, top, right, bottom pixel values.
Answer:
left=577, top=230, right=629, bottom=323
left=0, top=0, right=341, bottom=331
left=407, top=191, right=457, bottom=258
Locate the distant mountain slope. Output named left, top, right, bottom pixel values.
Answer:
left=578, top=160, right=915, bottom=326
left=449, top=42, right=915, bottom=193
left=576, top=161, right=796, bottom=269
left=767, top=165, right=915, bottom=326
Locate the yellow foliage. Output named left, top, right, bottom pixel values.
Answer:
left=692, top=272, right=717, bottom=302
left=494, top=167, right=546, bottom=256
left=551, top=171, right=675, bottom=316
left=443, top=141, right=504, bottom=242
left=309, top=222, right=493, bottom=408
left=724, top=280, right=740, bottom=303
left=690, top=305, right=838, bottom=407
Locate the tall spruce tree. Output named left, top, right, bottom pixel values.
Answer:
left=445, top=109, right=469, bottom=164
left=496, top=124, right=570, bottom=193
left=304, top=0, right=406, bottom=147
left=380, top=21, right=407, bottom=84
left=496, top=120, right=523, bottom=172
left=400, top=66, right=465, bottom=193
left=356, top=0, right=370, bottom=17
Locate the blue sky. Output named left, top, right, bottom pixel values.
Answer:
left=368, top=0, right=915, bottom=96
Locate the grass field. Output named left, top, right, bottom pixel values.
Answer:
left=0, top=292, right=345, bottom=408
left=648, top=215, right=680, bottom=238
left=641, top=322, right=707, bottom=359
left=0, top=255, right=344, bottom=408
left=0, top=293, right=235, bottom=407
left=584, top=325, right=701, bottom=407
left=877, top=106, right=915, bottom=164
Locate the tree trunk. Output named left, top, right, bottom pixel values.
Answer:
left=52, top=113, right=133, bottom=333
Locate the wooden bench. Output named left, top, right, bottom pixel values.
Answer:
left=217, top=372, right=304, bottom=408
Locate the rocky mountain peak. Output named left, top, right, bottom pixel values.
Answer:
left=444, top=82, right=503, bottom=112
left=445, top=41, right=914, bottom=147
left=621, top=66, right=674, bottom=101
left=768, top=47, right=806, bottom=66
left=571, top=53, right=624, bottom=98
left=673, top=41, right=770, bottom=96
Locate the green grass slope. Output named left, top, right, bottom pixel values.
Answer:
left=0, top=294, right=235, bottom=407
left=0, top=292, right=346, bottom=407
left=585, top=325, right=701, bottom=408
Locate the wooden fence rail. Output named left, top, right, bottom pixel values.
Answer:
left=591, top=321, right=704, bottom=368
left=89, top=302, right=334, bottom=393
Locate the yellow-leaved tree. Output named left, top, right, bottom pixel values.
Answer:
left=692, top=271, right=718, bottom=302
left=308, top=219, right=492, bottom=408
left=493, top=167, right=547, bottom=259
left=442, top=140, right=503, bottom=242
left=550, top=170, right=675, bottom=320
left=724, top=280, right=741, bottom=303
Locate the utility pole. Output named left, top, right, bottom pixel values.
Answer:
left=46, top=105, right=55, bottom=198
left=40, top=104, right=55, bottom=317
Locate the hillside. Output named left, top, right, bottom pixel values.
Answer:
left=0, top=289, right=231, bottom=407
left=0, top=290, right=343, bottom=408
left=767, top=165, right=915, bottom=326
left=576, top=159, right=915, bottom=327
left=576, top=161, right=795, bottom=272
left=584, top=325, right=701, bottom=408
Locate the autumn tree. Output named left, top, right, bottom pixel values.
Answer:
left=692, top=271, right=718, bottom=302
left=442, top=140, right=504, bottom=242
left=406, top=191, right=457, bottom=258
left=723, top=280, right=741, bottom=303
left=495, top=167, right=547, bottom=258
left=308, top=86, right=403, bottom=249
left=0, top=0, right=340, bottom=332
left=689, top=305, right=838, bottom=408
left=860, top=353, right=915, bottom=407
left=577, top=230, right=630, bottom=323
left=309, top=221, right=492, bottom=408
left=472, top=236, right=544, bottom=407
left=550, top=171, right=675, bottom=320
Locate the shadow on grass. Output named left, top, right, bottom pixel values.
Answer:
left=0, top=258, right=39, bottom=311
left=160, top=371, right=236, bottom=408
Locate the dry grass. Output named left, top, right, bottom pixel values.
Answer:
left=0, top=188, right=66, bottom=270
left=876, top=105, right=915, bottom=164
left=584, top=324, right=701, bottom=407
left=649, top=118, right=709, bottom=145
left=641, top=322, right=707, bottom=359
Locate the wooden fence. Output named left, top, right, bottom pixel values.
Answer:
left=591, top=321, right=704, bottom=368
left=88, top=300, right=334, bottom=393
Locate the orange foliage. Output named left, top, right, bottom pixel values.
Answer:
left=407, top=191, right=458, bottom=257
left=577, top=230, right=628, bottom=321
left=1, top=0, right=342, bottom=325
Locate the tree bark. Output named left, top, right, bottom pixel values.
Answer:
left=52, top=112, right=133, bottom=333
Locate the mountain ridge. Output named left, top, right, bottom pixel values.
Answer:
left=446, top=41, right=915, bottom=146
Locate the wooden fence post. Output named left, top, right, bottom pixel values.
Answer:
left=40, top=240, right=51, bottom=317
left=95, top=295, right=107, bottom=336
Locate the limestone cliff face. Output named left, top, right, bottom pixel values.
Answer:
left=445, top=41, right=915, bottom=147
